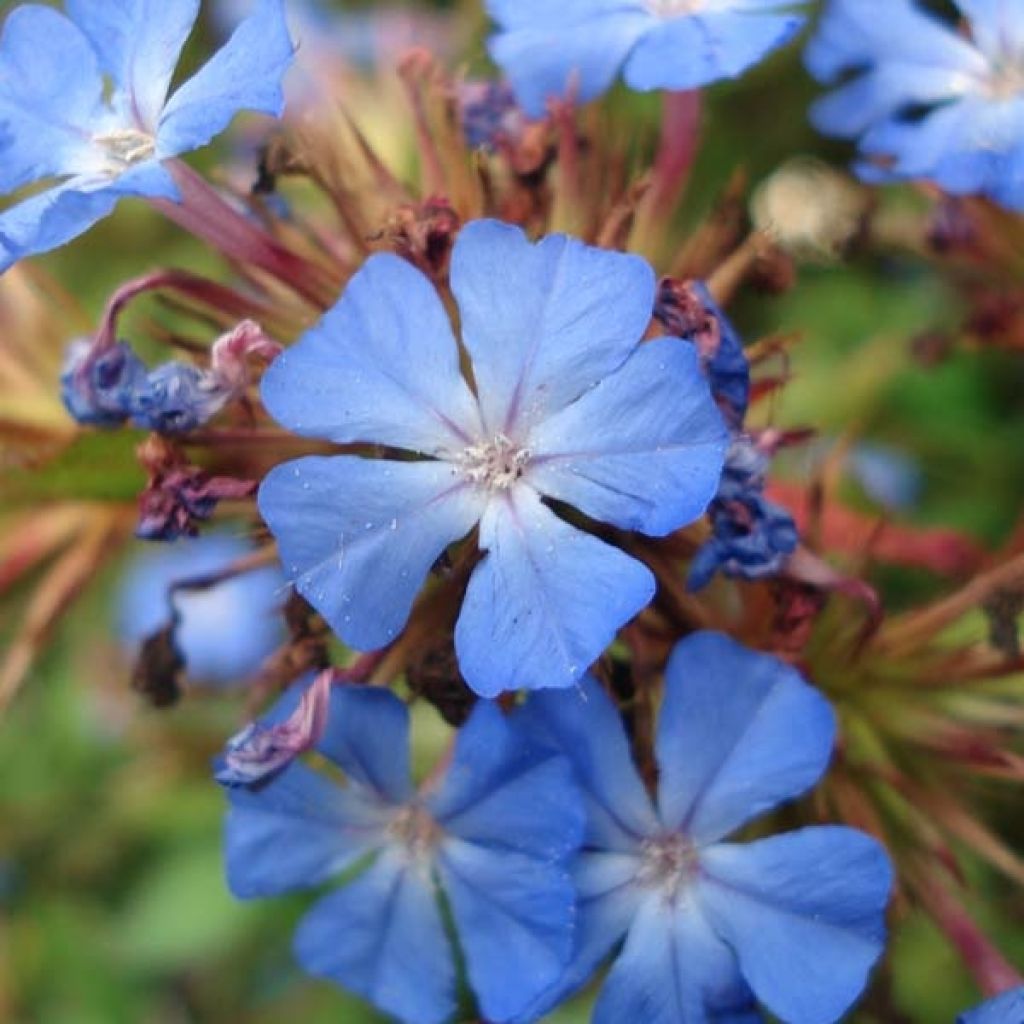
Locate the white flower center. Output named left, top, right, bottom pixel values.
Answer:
left=455, top=433, right=530, bottom=490
left=388, top=804, right=440, bottom=860
left=644, top=0, right=705, bottom=17
left=93, top=128, right=156, bottom=173
left=637, top=833, right=699, bottom=901
left=983, top=55, right=1024, bottom=100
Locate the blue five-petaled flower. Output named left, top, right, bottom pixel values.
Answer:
left=515, top=631, right=892, bottom=1024
left=807, top=0, right=1024, bottom=210
left=486, top=0, right=807, bottom=119
left=224, top=683, right=585, bottom=1024
left=259, top=219, right=729, bottom=698
left=0, top=0, right=293, bottom=271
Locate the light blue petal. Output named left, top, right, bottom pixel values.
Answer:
left=450, top=220, right=656, bottom=436
left=157, top=0, right=293, bottom=157
left=488, top=10, right=652, bottom=118
left=427, top=701, right=585, bottom=860
left=595, top=888, right=755, bottom=1024
left=624, top=9, right=803, bottom=92
left=508, top=849, right=645, bottom=1023
left=656, top=632, right=836, bottom=845
left=116, top=534, right=285, bottom=686
left=261, top=251, right=482, bottom=454
left=454, top=486, right=654, bottom=696
left=0, top=161, right=177, bottom=271
left=224, top=760, right=390, bottom=897
left=65, top=0, right=198, bottom=131
left=955, top=1, right=1024, bottom=57
left=259, top=456, right=486, bottom=651
left=700, top=827, right=892, bottom=1024
left=527, top=338, right=727, bottom=536
left=525, top=678, right=660, bottom=850
left=958, top=986, right=1024, bottom=1024
left=317, top=687, right=414, bottom=805
left=436, top=836, right=578, bottom=1022
left=0, top=4, right=106, bottom=191
left=294, top=849, right=455, bottom=1024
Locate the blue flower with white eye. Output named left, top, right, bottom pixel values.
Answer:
left=223, top=684, right=585, bottom=1024
left=807, top=0, right=1024, bottom=210
left=514, top=631, right=892, bottom=1024
left=959, top=987, right=1024, bottom=1024
left=485, top=0, right=806, bottom=119
left=258, top=219, right=728, bottom=698
left=0, top=0, right=293, bottom=271
left=117, top=533, right=286, bottom=686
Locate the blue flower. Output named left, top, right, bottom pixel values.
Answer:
left=959, top=987, right=1024, bottom=1024
left=259, top=219, right=728, bottom=697
left=485, top=0, right=806, bottom=118
left=224, top=684, right=585, bottom=1024
left=688, top=438, right=799, bottom=590
left=515, top=631, right=892, bottom=1024
left=0, top=0, right=293, bottom=270
left=807, top=0, right=1024, bottom=210
left=116, top=533, right=286, bottom=686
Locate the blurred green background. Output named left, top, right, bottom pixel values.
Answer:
left=3, top=1, right=1024, bottom=1022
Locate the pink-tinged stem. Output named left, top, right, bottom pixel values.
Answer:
left=151, top=162, right=336, bottom=309
left=93, top=269, right=270, bottom=351
left=630, top=89, right=702, bottom=258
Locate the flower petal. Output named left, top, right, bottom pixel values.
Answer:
left=528, top=337, right=727, bottom=536
left=66, top=0, right=198, bottom=131
left=624, top=9, right=803, bottom=92
left=656, top=631, right=835, bottom=844
left=0, top=4, right=106, bottom=191
left=436, top=836, right=577, bottom=1022
left=317, top=686, right=414, bottom=805
left=261, top=252, right=482, bottom=454
left=224, top=760, right=389, bottom=897
left=487, top=7, right=652, bottom=119
left=595, top=888, right=756, bottom=1024
left=294, top=849, right=455, bottom=1024
left=508, top=850, right=645, bottom=1023
left=524, top=677, right=660, bottom=850
left=157, top=0, right=294, bottom=157
left=454, top=486, right=654, bottom=696
left=0, top=162, right=178, bottom=271
left=450, top=219, right=655, bottom=436
left=259, top=456, right=486, bottom=651
left=699, top=827, right=892, bottom=1024
left=958, top=987, right=1024, bottom=1024
left=427, top=700, right=584, bottom=860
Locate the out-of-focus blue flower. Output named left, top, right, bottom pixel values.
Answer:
left=655, top=277, right=750, bottom=430
left=116, top=533, right=286, bottom=686
left=515, top=631, right=892, bottom=1024
left=848, top=441, right=922, bottom=511
left=130, top=362, right=233, bottom=434
left=259, top=219, right=728, bottom=697
left=688, top=438, right=799, bottom=590
left=60, top=339, right=148, bottom=427
left=457, top=80, right=530, bottom=151
left=486, top=0, right=806, bottom=118
left=959, top=987, right=1024, bottom=1024
left=807, top=0, right=1024, bottom=210
left=224, top=684, right=585, bottom=1024
left=0, top=0, right=293, bottom=270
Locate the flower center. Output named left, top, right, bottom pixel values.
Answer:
left=455, top=433, right=530, bottom=490
left=388, top=804, right=441, bottom=860
left=637, top=833, right=700, bottom=900
left=93, top=128, right=156, bottom=172
left=984, top=55, right=1024, bottom=100
left=644, top=0, right=704, bottom=17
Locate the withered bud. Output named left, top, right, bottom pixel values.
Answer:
left=131, top=623, right=185, bottom=708
left=383, top=199, right=461, bottom=277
